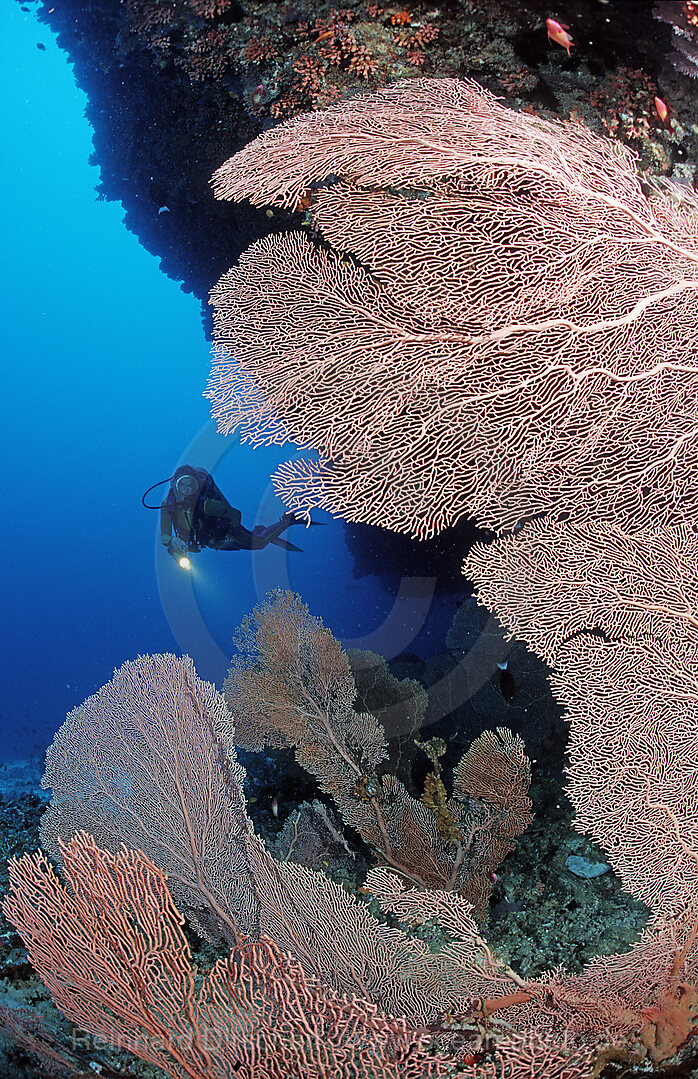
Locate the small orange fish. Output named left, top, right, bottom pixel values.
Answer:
left=654, top=95, right=671, bottom=125
left=546, top=17, right=574, bottom=56
left=250, top=83, right=264, bottom=109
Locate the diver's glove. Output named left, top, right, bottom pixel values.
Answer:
left=167, top=536, right=189, bottom=561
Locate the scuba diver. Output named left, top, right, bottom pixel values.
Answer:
left=156, top=465, right=306, bottom=564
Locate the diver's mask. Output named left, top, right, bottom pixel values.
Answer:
left=175, top=473, right=199, bottom=501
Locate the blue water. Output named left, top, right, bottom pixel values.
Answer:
left=2, top=4, right=456, bottom=763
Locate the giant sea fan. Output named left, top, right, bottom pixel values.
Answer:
left=206, top=77, right=698, bottom=539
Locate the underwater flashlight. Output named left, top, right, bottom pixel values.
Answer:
left=178, top=556, right=192, bottom=570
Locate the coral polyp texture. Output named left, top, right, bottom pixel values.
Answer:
left=207, top=77, right=698, bottom=540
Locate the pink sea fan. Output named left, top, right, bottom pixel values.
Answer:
left=206, top=78, right=698, bottom=539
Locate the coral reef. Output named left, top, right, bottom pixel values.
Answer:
left=5, top=0, right=698, bottom=1074
left=2, top=591, right=694, bottom=1075
left=224, top=591, right=532, bottom=919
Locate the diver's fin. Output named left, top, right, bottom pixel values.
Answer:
left=283, top=513, right=326, bottom=527
left=271, top=536, right=304, bottom=552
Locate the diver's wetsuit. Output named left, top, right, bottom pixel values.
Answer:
left=160, top=467, right=297, bottom=560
